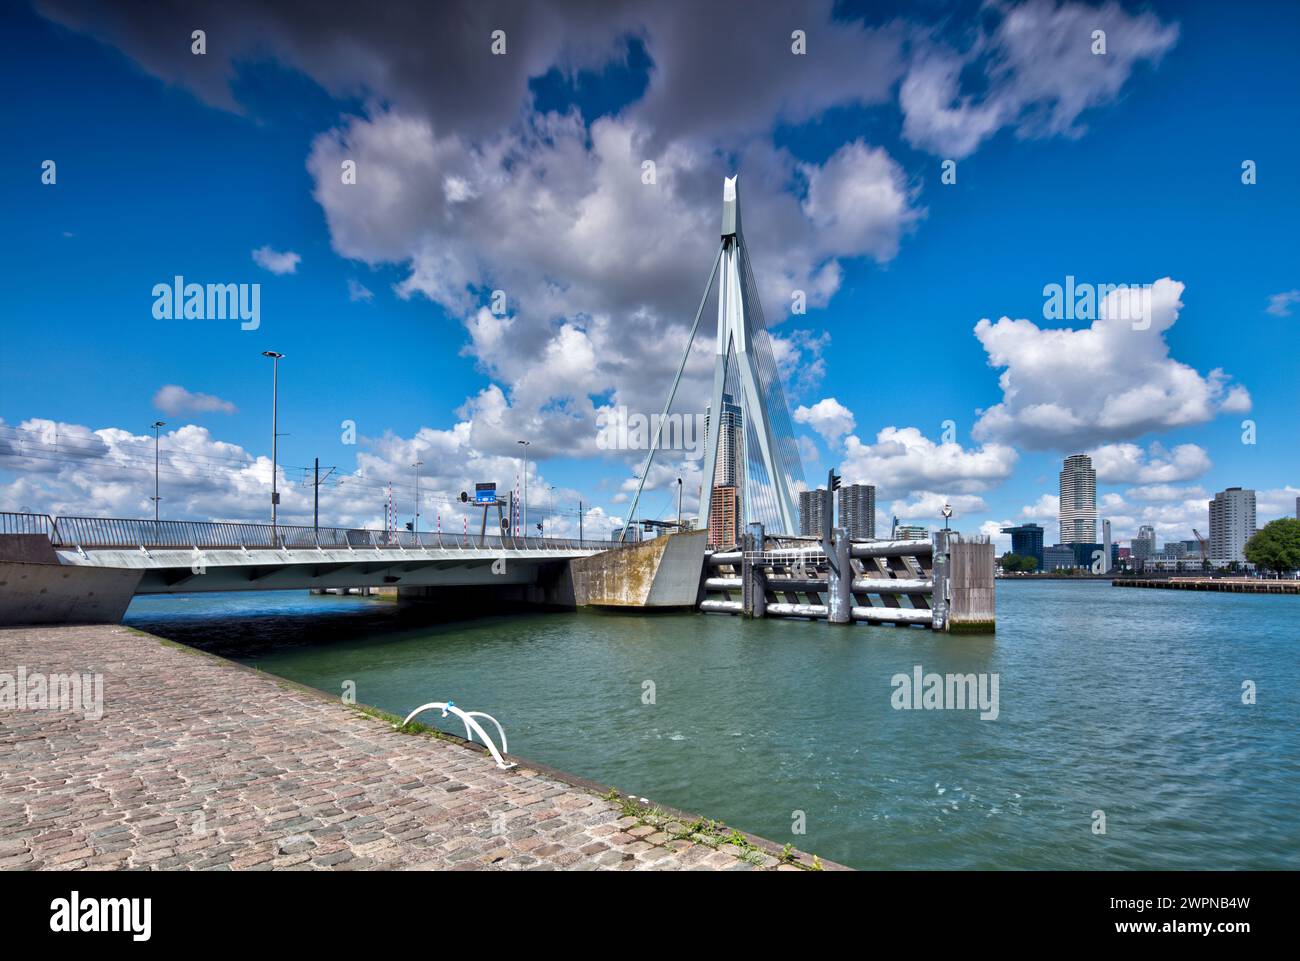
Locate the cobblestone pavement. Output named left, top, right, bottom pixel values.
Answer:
left=0, top=625, right=829, bottom=871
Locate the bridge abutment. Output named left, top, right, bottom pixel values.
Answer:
left=0, top=535, right=142, bottom=626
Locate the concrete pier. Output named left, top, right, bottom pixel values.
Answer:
left=0, top=624, right=836, bottom=871
left=571, top=530, right=707, bottom=609
left=1113, top=577, right=1300, bottom=594
left=701, top=532, right=995, bottom=632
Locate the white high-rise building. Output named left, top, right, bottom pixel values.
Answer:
left=705, top=393, right=744, bottom=488
left=1058, top=454, right=1097, bottom=545
left=704, top=393, right=744, bottom=546
left=1209, top=487, right=1256, bottom=565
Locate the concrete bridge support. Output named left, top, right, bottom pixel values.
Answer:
left=571, top=530, right=707, bottom=609
left=0, top=535, right=142, bottom=626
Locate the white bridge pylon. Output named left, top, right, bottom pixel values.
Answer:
left=623, top=176, right=804, bottom=540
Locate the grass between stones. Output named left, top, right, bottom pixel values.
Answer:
left=600, top=788, right=824, bottom=870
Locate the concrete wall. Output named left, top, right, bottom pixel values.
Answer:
left=948, top=541, right=996, bottom=632
left=0, top=561, right=142, bottom=626
left=572, top=530, right=707, bottom=608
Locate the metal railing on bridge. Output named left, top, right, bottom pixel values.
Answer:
left=0, top=511, right=625, bottom=554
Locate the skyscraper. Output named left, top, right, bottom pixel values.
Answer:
left=799, top=488, right=827, bottom=537
left=1209, top=487, right=1256, bottom=564
left=1058, top=454, right=1097, bottom=545
left=705, top=393, right=744, bottom=546
left=708, top=486, right=740, bottom=547
left=837, top=484, right=875, bottom=539
left=1101, top=519, right=1112, bottom=574
left=706, top=393, right=744, bottom=488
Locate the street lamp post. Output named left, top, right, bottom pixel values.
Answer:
left=262, top=351, right=284, bottom=538
left=412, top=460, right=423, bottom=532
left=676, top=477, right=683, bottom=529
left=151, top=421, right=165, bottom=523
left=517, top=439, right=530, bottom=538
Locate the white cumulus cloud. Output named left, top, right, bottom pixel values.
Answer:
left=152, top=385, right=237, bottom=416
left=794, top=398, right=856, bottom=445
left=901, top=0, right=1179, bottom=158
left=972, top=278, right=1250, bottom=450
left=1089, top=442, right=1212, bottom=484
left=251, top=246, right=301, bottom=275
left=841, top=426, right=1017, bottom=499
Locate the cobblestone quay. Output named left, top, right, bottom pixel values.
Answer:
left=0, top=625, right=837, bottom=871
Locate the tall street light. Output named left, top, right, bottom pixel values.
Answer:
left=151, top=421, right=165, bottom=523
left=262, top=351, right=284, bottom=536
left=412, top=460, right=423, bottom=532
left=517, top=439, right=530, bottom=537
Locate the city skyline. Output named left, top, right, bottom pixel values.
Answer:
left=2, top=0, right=1297, bottom=550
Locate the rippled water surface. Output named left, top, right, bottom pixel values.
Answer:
left=126, top=581, right=1300, bottom=869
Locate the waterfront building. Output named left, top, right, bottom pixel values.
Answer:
left=1131, top=524, right=1157, bottom=562
left=1058, top=454, right=1097, bottom=544
left=705, top=393, right=745, bottom=488
left=1000, top=523, right=1045, bottom=569
left=613, top=524, right=641, bottom=543
left=799, top=488, right=828, bottom=537
left=838, top=484, right=875, bottom=540
left=704, top=393, right=745, bottom=547
left=1102, top=519, right=1113, bottom=574
left=1069, top=542, right=1106, bottom=569
left=709, top=485, right=740, bottom=547
left=1043, top=544, right=1078, bottom=571
left=896, top=524, right=929, bottom=541
left=1209, top=487, right=1256, bottom=564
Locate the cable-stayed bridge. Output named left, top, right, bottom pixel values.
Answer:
left=624, top=176, right=805, bottom=541
left=0, top=178, right=993, bottom=632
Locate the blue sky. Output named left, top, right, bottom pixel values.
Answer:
left=1, top=0, right=1296, bottom=545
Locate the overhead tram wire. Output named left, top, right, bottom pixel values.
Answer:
left=0, top=450, right=573, bottom=524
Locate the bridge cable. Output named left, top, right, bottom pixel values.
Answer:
left=620, top=243, right=724, bottom=542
